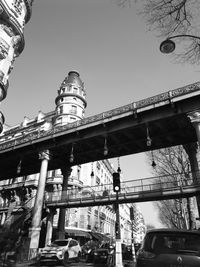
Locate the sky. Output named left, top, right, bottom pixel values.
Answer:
left=1, top=0, right=200, bottom=227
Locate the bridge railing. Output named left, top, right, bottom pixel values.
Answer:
left=45, top=171, right=200, bottom=204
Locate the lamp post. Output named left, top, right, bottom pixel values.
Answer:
left=160, top=34, right=200, bottom=54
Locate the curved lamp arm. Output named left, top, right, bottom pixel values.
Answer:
left=160, top=34, right=200, bottom=54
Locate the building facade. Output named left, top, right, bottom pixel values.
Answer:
left=0, top=0, right=34, bottom=132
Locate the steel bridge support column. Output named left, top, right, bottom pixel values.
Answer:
left=45, top=208, right=57, bottom=246
left=57, top=166, right=72, bottom=239
left=28, top=150, right=51, bottom=259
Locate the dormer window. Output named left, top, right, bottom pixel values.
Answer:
left=67, top=86, right=71, bottom=92
left=73, top=87, right=78, bottom=94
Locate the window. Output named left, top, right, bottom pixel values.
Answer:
left=71, top=105, right=77, bottom=114
left=96, top=161, right=101, bottom=170
left=67, top=86, right=71, bottom=92
left=96, top=176, right=100, bottom=185
left=13, top=0, right=22, bottom=15
left=73, top=87, right=78, bottom=94
left=94, top=209, right=98, bottom=216
left=59, top=106, right=63, bottom=114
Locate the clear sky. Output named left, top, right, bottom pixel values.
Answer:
left=1, top=0, right=200, bottom=227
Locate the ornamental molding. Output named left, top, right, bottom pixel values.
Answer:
left=38, top=150, right=51, bottom=161
left=187, top=109, right=200, bottom=123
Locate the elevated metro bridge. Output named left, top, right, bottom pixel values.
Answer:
left=0, top=82, right=200, bottom=180
left=45, top=171, right=200, bottom=208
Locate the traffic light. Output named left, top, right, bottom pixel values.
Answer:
left=113, top=172, right=121, bottom=192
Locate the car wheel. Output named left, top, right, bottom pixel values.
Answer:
left=63, top=252, right=69, bottom=266
left=75, top=252, right=81, bottom=262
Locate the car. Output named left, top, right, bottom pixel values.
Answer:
left=37, top=238, right=81, bottom=266
left=93, top=242, right=115, bottom=266
left=93, top=241, right=134, bottom=266
left=136, top=228, right=200, bottom=267
left=82, top=240, right=101, bottom=262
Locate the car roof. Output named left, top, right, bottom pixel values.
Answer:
left=146, top=228, right=200, bottom=235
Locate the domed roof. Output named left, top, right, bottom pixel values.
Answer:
left=63, top=71, right=84, bottom=89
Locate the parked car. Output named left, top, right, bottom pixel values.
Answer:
left=93, top=241, right=132, bottom=266
left=93, top=242, right=115, bottom=266
left=136, top=228, right=200, bottom=267
left=82, top=240, right=101, bottom=262
left=37, top=238, right=81, bottom=266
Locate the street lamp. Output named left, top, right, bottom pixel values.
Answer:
left=160, top=34, right=200, bottom=54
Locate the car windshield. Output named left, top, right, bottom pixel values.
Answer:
left=144, top=232, right=200, bottom=254
left=50, top=240, right=69, bottom=247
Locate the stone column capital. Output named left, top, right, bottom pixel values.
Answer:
left=187, top=110, right=200, bottom=124
left=39, top=149, right=51, bottom=161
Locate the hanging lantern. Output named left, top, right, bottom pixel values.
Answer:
left=91, top=162, right=94, bottom=177
left=117, top=157, right=121, bottom=173
left=151, top=150, right=156, bottom=168
left=17, top=159, right=22, bottom=174
left=104, top=137, right=108, bottom=156
left=69, top=144, right=74, bottom=163
left=146, top=126, right=152, bottom=147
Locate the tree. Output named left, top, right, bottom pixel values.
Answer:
left=116, top=0, right=200, bottom=64
left=146, top=145, right=197, bottom=229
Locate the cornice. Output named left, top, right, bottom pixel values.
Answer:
left=55, top=92, right=87, bottom=108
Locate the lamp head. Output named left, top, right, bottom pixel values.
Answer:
left=160, top=39, right=176, bottom=54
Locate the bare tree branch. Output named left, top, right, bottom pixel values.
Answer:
left=147, top=145, right=197, bottom=229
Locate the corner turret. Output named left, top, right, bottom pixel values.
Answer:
left=54, top=71, right=87, bottom=126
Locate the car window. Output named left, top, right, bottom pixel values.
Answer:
left=69, top=240, right=78, bottom=247
left=51, top=240, right=69, bottom=247
left=72, top=240, right=78, bottom=246
left=144, top=232, right=200, bottom=254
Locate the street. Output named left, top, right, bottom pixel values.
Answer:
left=14, top=259, right=135, bottom=267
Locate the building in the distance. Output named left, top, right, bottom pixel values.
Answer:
left=0, top=71, right=146, bottom=259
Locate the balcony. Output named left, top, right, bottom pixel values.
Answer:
left=68, top=177, right=83, bottom=188
left=0, top=179, right=38, bottom=191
